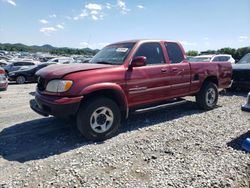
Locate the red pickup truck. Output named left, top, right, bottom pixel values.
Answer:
left=30, top=40, right=232, bottom=141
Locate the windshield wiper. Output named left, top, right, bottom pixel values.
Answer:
left=93, top=61, right=115, bottom=65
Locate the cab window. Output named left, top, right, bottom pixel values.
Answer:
left=165, top=42, right=184, bottom=64
left=134, top=42, right=165, bottom=65
left=212, top=56, right=220, bottom=61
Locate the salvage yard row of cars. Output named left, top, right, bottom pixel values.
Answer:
left=0, top=55, right=92, bottom=84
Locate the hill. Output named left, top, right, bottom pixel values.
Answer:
left=0, top=43, right=99, bottom=56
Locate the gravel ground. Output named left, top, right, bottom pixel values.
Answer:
left=0, top=84, right=249, bottom=188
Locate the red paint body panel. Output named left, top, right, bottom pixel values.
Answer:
left=36, top=63, right=114, bottom=80
left=34, top=39, right=232, bottom=117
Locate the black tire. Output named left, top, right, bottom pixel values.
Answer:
left=77, top=97, right=121, bottom=141
left=16, top=75, right=26, bottom=84
left=196, top=82, right=218, bottom=110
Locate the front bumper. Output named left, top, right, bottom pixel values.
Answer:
left=241, top=92, right=250, bottom=112
left=30, top=92, right=83, bottom=117
left=0, top=78, right=8, bottom=90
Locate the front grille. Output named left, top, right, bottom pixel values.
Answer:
left=37, top=77, right=46, bottom=91
left=232, top=70, right=250, bottom=82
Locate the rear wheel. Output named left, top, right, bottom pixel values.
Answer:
left=196, top=82, right=218, bottom=110
left=77, top=97, right=121, bottom=141
left=16, top=75, right=26, bottom=84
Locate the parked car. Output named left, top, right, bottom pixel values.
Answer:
left=231, top=53, right=250, bottom=89
left=8, top=63, right=52, bottom=84
left=46, top=57, right=74, bottom=64
left=73, top=57, right=92, bottom=64
left=30, top=39, right=232, bottom=141
left=241, top=92, right=250, bottom=113
left=0, top=67, right=8, bottom=90
left=3, top=61, right=38, bottom=74
left=39, top=56, right=57, bottom=63
left=192, top=54, right=235, bottom=64
left=0, top=60, right=8, bottom=67
left=186, top=56, right=195, bottom=61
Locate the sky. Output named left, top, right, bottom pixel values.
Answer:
left=0, top=0, right=249, bottom=51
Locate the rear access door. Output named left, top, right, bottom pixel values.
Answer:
left=164, top=42, right=191, bottom=97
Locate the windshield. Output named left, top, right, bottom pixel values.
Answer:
left=237, top=53, right=250, bottom=64
left=90, top=42, right=135, bottom=65
left=191, top=57, right=212, bottom=62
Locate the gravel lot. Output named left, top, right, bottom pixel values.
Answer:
left=0, top=84, right=249, bottom=188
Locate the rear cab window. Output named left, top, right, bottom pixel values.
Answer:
left=164, top=42, right=184, bottom=64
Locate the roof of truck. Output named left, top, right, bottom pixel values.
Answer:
left=111, top=39, right=179, bottom=44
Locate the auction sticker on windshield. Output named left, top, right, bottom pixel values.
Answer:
left=116, top=48, right=128, bottom=53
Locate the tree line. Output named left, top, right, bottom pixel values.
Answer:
left=186, top=46, right=250, bottom=61
left=0, top=43, right=99, bottom=56
left=1, top=43, right=249, bottom=61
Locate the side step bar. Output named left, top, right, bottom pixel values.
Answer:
left=132, top=99, right=187, bottom=114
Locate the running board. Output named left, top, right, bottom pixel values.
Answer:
left=132, top=99, right=187, bottom=114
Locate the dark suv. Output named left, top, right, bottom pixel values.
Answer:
left=232, top=53, right=250, bottom=89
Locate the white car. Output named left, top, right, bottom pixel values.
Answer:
left=242, top=92, right=250, bottom=113
left=192, top=54, right=235, bottom=64
left=47, top=57, right=74, bottom=64
left=0, top=59, right=8, bottom=67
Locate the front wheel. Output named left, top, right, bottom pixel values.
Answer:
left=77, top=97, right=121, bottom=141
left=196, top=82, right=218, bottom=110
left=16, top=75, right=26, bottom=84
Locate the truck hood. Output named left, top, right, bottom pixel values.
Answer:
left=232, top=63, right=250, bottom=70
left=36, top=63, right=114, bottom=79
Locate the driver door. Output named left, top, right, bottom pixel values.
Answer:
left=125, top=42, right=171, bottom=107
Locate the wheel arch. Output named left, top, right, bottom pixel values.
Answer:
left=80, top=83, right=129, bottom=119
left=202, top=75, right=218, bottom=86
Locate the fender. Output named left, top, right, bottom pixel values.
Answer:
left=80, top=82, right=129, bottom=118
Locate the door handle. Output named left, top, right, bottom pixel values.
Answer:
left=171, top=68, right=178, bottom=72
left=171, top=68, right=185, bottom=72
left=161, top=69, right=167, bottom=73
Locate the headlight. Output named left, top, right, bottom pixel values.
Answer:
left=46, top=80, right=73, bottom=93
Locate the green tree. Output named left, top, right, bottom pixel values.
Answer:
left=186, top=50, right=198, bottom=56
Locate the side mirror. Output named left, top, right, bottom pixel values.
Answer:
left=130, top=56, right=146, bottom=69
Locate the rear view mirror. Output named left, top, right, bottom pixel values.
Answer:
left=130, top=56, right=146, bottom=68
